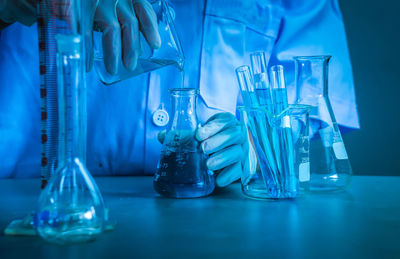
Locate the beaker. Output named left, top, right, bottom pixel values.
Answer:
left=35, top=35, right=106, bottom=244
left=93, top=0, right=184, bottom=85
left=239, top=105, right=311, bottom=199
left=153, top=88, right=215, bottom=198
left=294, top=55, right=352, bottom=191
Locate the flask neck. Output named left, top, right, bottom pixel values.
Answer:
left=56, top=35, right=86, bottom=166
left=294, top=56, right=331, bottom=105
left=169, top=88, right=198, bottom=131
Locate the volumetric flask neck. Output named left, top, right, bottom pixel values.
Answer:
left=154, top=88, right=215, bottom=198
left=294, top=55, right=331, bottom=105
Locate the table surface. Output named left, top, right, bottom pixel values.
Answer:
left=0, top=176, right=399, bottom=258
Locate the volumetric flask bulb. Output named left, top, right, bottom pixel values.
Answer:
left=93, top=0, right=184, bottom=85
left=36, top=35, right=105, bottom=244
left=154, top=88, right=215, bottom=198
left=294, top=55, right=352, bottom=191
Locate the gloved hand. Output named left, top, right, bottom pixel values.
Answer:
left=92, top=0, right=161, bottom=74
left=196, top=112, right=244, bottom=187
left=0, top=0, right=36, bottom=28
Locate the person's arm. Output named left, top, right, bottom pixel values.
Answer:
left=271, top=0, right=359, bottom=131
left=0, top=0, right=36, bottom=30
left=0, top=0, right=161, bottom=74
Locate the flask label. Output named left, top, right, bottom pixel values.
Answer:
left=299, top=162, right=310, bottom=182
left=333, top=142, right=348, bottom=160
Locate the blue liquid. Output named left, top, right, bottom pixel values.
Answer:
left=277, top=126, right=297, bottom=197
left=246, top=109, right=285, bottom=195
left=241, top=90, right=259, bottom=108
left=272, top=88, right=288, bottom=114
left=154, top=150, right=215, bottom=198
left=255, top=88, right=273, bottom=111
left=272, top=88, right=297, bottom=197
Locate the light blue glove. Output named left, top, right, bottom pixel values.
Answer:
left=93, top=0, right=161, bottom=74
left=196, top=112, right=244, bottom=187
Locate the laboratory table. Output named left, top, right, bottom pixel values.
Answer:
left=0, top=176, right=399, bottom=258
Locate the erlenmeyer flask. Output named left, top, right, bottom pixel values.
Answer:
left=294, top=55, right=352, bottom=191
left=154, top=88, right=215, bottom=198
left=93, top=0, right=184, bottom=85
left=35, top=35, right=105, bottom=244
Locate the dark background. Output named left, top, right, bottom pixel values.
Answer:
left=339, top=0, right=400, bottom=175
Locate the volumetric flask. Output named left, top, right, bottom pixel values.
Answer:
left=239, top=105, right=311, bottom=199
left=294, top=55, right=352, bottom=191
left=154, top=88, right=215, bottom=198
left=35, top=35, right=106, bottom=244
left=93, top=0, right=184, bottom=85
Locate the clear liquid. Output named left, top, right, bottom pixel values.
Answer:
left=35, top=206, right=102, bottom=244
left=154, top=150, right=215, bottom=198
left=242, top=87, right=298, bottom=198
left=308, top=134, right=352, bottom=191
left=94, top=58, right=181, bottom=85
left=246, top=113, right=298, bottom=198
left=180, top=70, right=185, bottom=88
left=242, top=174, right=276, bottom=199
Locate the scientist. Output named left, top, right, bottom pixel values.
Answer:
left=0, top=0, right=359, bottom=187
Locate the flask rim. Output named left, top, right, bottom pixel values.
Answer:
left=238, top=104, right=312, bottom=117
left=293, top=55, right=331, bottom=61
left=169, top=88, right=198, bottom=96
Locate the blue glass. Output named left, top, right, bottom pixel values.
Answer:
left=270, top=65, right=296, bottom=196
left=236, top=66, right=280, bottom=193
left=237, top=56, right=304, bottom=199
left=239, top=105, right=311, bottom=199
left=153, top=88, right=215, bottom=198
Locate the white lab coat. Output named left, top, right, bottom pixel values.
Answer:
left=0, top=0, right=359, bottom=177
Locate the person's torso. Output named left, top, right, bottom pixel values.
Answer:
left=0, top=0, right=358, bottom=178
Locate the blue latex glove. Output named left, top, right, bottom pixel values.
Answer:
left=93, top=0, right=161, bottom=74
left=196, top=112, right=244, bottom=187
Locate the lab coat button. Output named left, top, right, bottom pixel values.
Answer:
left=152, top=109, right=169, bottom=127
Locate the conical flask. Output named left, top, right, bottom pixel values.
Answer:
left=294, top=55, right=352, bottom=191
left=154, top=88, right=215, bottom=198
left=35, top=35, right=105, bottom=244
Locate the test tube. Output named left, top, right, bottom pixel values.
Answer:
left=235, top=66, right=258, bottom=107
left=270, top=65, right=297, bottom=196
left=236, top=66, right=281, bottom=192
left=250, top=52, right=273, bottom=110
left=251, top=52, right=282, bottom=185
left=270, top=65, right=289, bottom=113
